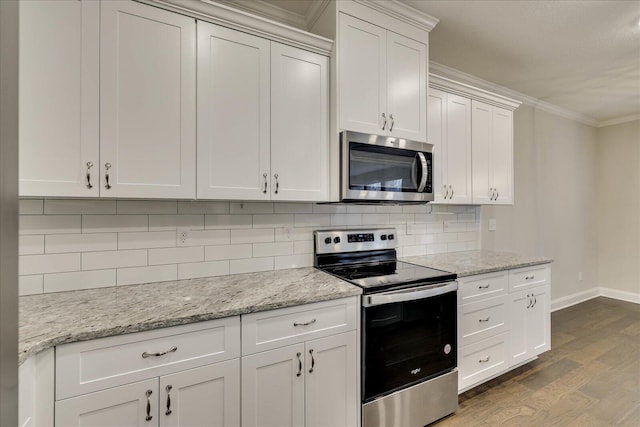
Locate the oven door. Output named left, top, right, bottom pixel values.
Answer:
left=341, top=131, right=433, bottom=202
left=362, top=282, right=457, bottom=402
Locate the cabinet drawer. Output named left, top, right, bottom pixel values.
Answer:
left=509, top=265, right=549, bottom=292
left=458, top=295, right=508, bottom=347
left=457, top=271, right=508, bottom=304
left=241, top=297, right=358, bottom=355
left=56, top=316, right=240, bottom=400
left=458, top=332, right=509, bottom=392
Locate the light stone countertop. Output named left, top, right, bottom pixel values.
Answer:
left=401, top=250, right=553, bottom=277
left=19, top=267, right=361, bottom=365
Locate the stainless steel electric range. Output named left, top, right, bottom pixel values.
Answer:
left=314, top=228, right=459, bottom=427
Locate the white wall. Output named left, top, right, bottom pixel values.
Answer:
left=481, top=105, right=600, bottom=301
left=596, top=120, right=640, bottom=297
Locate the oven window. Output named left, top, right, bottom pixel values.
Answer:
left=349, top=142, right=420, bottom=192
left=362, top=291, right=457, bottom=402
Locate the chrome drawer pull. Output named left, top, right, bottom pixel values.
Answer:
left=142, top=346, right=177, bottom=359
left=479, top=356, right=490, bottom=363
left=104, top=163, right=112, bottom=190
left=165, top=385, right=172, bottom=415
left=309, top=349, right=315, bottom=373
left=145, top=390, right=153, bottom=421
left=293, top=318, right=316, bottom=327
left=296, top=352, right=302, bottom=377
left=86, top=162, right=94, bottom=189
left=479, top=316, right=490, bottom=323
left=478, top=284, right=490, bottom=289
left=525, top=275, right=535, bottom=280
left=526, top=294, right=532, bottom=309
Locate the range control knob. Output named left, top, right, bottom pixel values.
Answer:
left=388, top=234, right=395, bottom=240
left=333, top=236, right=341, bottom=244
left=380, top=235, right=387, bottom=241
left=324, top=237, right=332, bottom=245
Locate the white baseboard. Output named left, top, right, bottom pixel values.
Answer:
left=551, top=287, right=640, bottom=311
left=599, top=287, right=640, bottom=304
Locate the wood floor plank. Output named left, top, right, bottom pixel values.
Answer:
left=432, top=297, right=640, bottom=426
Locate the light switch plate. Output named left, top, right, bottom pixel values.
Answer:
left=488, top=219, right=497, bottom=231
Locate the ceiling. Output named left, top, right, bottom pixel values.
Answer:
left=225, top=0, right=640, bottom=126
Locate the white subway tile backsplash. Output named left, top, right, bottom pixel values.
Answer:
left=19, top=275, right=43, bottom=296
left=83, top=215, right=147, bottom=233
left=230, top=228, right=274, bottom=244
left=117, top=265, right=177, bottom=286
left=149, top=214, right=203, bottom=231
left=274, top=254, right=313, bottom=270
left=205, top=244, right=253, bottom=261
left=178, top=201, right=230, bottom=214
left=82, top=249, right=147, bottom=270
left=117, top=200, right=177, bottom=214
left=46, top=233, right=117, bottom=254
left=230, top=202, right=274, bottom=214
left=205, top=215, right=252, bottom=229
left=20, top=253, right=80, bottom=275
left=44, top=199, right=116, bottom=215
left=178, top=261, right=229, bottom=280
left=230, top=257, right=273, bottom=274
left=19, top=235, right=44, bottom=255
left=118, top=231, right=176, bottom=250
left=252, top=214, right=294, bottom=229
left=252, top=242, right=294, bottom=257
left=148, top=247, right=203, bottom=266
left=44, top=269, right=116, bottom=293
left=20, top=199, right=43, bottom=215
left=20, top=215, right=80, bottom=235
left=18, top=198, right=479, bottom=293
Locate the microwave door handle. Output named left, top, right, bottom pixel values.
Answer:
left=417, top=152, right=428, bottom=192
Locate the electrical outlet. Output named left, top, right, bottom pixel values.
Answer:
left=177, top=228, right=189, bottom=245
left=488, top=218, right=497, bottom=232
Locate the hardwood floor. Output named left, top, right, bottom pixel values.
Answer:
left=433, top=297, right=640, bottom=426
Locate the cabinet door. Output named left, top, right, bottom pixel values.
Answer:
left=197, top=22, right=271, bottom=200
left=19, top=0, right=99, bottom=197
left=386, top=32, right=427, bottom=142
left=508, top=289, right=529, bottom=367
left=471, top=100, right=493, bottom=204
left=491, top=107, right=514, bottom=204
left=55, top=378, right=158, bottom=427
left=241, top=344, right=305, bottom=427
left=271, top=43, right=329, bottom=201
left=427, top=88, right=448, bottom=203
left=160, top=360, right=240, bottom=427
left=100, top=0, right=196, bottom=198
left=527, top=285, right=550, bottom=356
left=339, top=13, right=387, bottom=135
left=445, top=94, right=472, bottom=203
left=305, top=331, right=358, bottom=427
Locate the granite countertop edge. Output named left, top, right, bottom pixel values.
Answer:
left=19, top=267, right=362, bottom=365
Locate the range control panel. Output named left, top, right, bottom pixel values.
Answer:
left=314, top=229, right=397, bottom=254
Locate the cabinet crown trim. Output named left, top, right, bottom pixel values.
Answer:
left=139, top=0, right=333, bottom=55
left=430, top=74, right=521, bottom=111
left=352, top=0, right=439, bottom=32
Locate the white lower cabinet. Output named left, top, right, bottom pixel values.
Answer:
left=457, top=264, right=551, bottom=392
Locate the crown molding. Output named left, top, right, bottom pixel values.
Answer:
left=430, top=74, right=521, bottom=111
left=352, top=0, right=439, bottom=32
left=218, top=0, right=307, bottom=29
left=430, top=62, right=600, bottom=127
left=305, top=0, right=331, bottom=30
left=598, top=114, right=640, bottom=128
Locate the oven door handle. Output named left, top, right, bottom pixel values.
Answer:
left=417, top=152, right=428, bottom=193
left=363, top=281, right=458, bottom=307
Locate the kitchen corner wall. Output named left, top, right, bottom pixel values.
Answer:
left=18, top=200, right=480, bottom=295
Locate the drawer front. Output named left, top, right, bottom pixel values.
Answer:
left=458, top=332, right=509, bottom=392
left=56, top=316, right=240, bottom=400
left=509, top=265, right=549, bottom=292
left=458, top=295, right=508, bottom=347
left=458, top=271, right=508, bottom=304
left=241, top=296, right=358, bottom=355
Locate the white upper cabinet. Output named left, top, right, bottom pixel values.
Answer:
left=196, top=22, right=271, bottom=200
left=197, top=24, right=329, bottom=202
left=271, top=43, right=329, bottom=201
left=19, top=0, right=100, bottom=197
left=428, top=88, right=472, bottom=204
left=339, top=13, right=427, bottom=142
left=472, top=100, right=514, bottom=205
left=100, top=0, right=196, bottom=199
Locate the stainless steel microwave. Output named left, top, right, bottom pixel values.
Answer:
left=341, top=131, right=434, bottom=203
